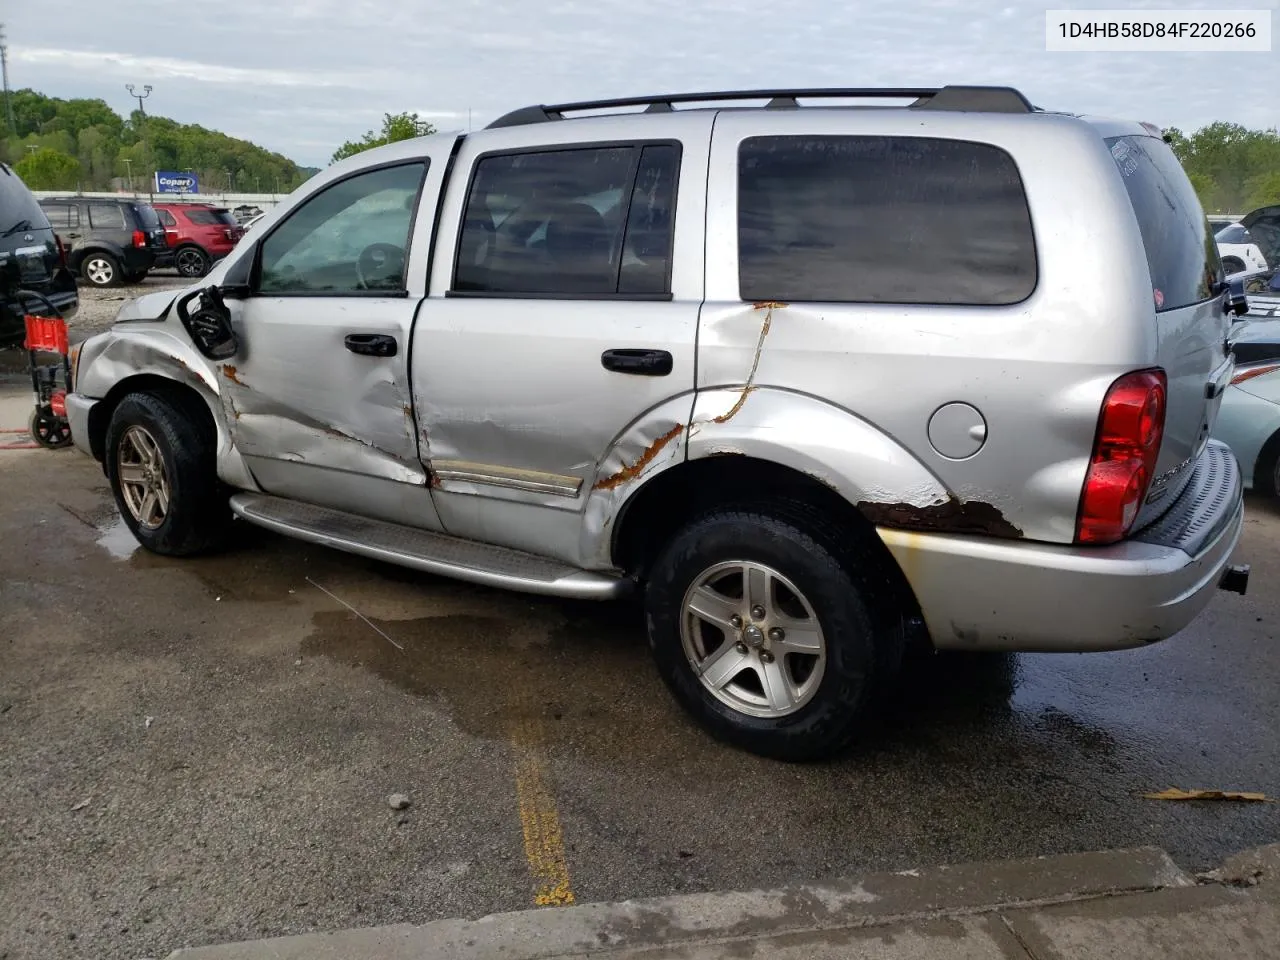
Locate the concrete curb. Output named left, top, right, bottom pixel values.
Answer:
left=165, top=847, right=1192, bottom=960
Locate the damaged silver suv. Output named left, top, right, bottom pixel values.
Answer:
left=67, top=86, right=1250, bottom=760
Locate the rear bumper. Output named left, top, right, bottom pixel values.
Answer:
left=879, top=440, right=1245, bottom=652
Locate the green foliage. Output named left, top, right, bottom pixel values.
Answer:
left=1166, top=122, right=1280, bottom=214
left=0, top=88, right=309, bottom=194
left=13, top=147, right=81, bottom=190
left=331, top=112, right=437, bottom=163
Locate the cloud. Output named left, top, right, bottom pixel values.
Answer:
left=6, top=0, right=1276, bottom=166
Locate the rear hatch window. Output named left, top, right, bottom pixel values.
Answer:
left=132, top=203, right=161, bottom=229
left=1106, top=136, right=1219, bottom=311
left=0, top=164, right=57, bottom=286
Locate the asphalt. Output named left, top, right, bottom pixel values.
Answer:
left=1, top=375, right=1279, bottom=960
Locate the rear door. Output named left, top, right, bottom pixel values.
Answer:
left=414, top=115, right=709, bottom=558
left=1106, top=134, right=1233, bottom=518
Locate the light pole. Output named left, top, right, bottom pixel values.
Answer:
left=126, top=83, right=153, bottom=201
left=122, top=157, right=134, bottom=192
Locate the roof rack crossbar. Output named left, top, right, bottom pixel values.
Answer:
left=485, top=86, right=1033, bottom=129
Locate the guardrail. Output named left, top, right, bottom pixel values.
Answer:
left=32, top=190, right=286, bottom=209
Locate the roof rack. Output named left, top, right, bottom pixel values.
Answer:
left=486, top=85, right=1035, bottom=129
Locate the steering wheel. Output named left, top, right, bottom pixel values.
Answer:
left=356, top=242, right=406, bottom=290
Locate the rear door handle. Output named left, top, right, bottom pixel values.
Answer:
left=344, top=333, right=398, bottom=357
left=601, top=348, right=673, bottom=376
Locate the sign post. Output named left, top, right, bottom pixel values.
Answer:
left=154, top=171, right=199, bottom=196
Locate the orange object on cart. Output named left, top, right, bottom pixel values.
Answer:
left=23, top=314, right=69, bottom=355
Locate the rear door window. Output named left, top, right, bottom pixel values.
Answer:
left=88, top=204, right=126, bottom=230
left=737, top=135, right=1037, bottom=305
left=40, top=202, right=78, bottom=230
left=1106, top=135, right=1218, bottom=312
left=453, top=143, right=681, bottom=297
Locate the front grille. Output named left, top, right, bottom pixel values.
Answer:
left=1133, top=441, right=1240, bottom=554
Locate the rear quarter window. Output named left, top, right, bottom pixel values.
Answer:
left=1106, top=135, right=1217, bottom=312
left=184, top=208, right=223, bottom=226
left=88, top=204, right=126, bottom=230
left=738, top=135, right=1037, bottom=305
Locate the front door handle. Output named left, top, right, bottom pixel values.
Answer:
left=344, top=333, right=397, bottom=358
left=601, top=348, right=673, bottom=376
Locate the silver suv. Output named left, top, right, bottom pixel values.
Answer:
left=66, top=86, right=1250, bottom=760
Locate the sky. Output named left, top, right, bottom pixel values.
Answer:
left=6, top=0, right=1278, bottom=167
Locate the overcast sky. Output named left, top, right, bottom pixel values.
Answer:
left=7, top=0, right=1277, bottom=167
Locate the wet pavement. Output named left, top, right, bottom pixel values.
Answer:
left=2, top=397, right=1279, bottom=960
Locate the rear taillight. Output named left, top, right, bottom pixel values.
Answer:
left=1076, top=369, right=1167, bottom=545
left=132, top=230, right=146, bottom=248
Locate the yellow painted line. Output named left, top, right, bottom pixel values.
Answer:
left=510, top=715, right=575, bottom=906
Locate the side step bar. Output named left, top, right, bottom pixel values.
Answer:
left=228, top=493, right=630, bottom=600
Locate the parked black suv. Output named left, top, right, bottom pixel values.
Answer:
left=0, top=163, right=78, bottom=347
left=37, top=196, right=168, bottom=287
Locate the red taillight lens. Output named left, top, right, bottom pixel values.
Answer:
left=132, top=230, right=146, bottom=248
left=1076, top=369, right=1167, bottom=545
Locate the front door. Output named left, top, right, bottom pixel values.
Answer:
left=220, top=148, right=453, bottom=528
left=413, top=118, right=711, bottom=563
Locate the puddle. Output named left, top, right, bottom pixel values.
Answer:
left=96, top=516, right=141, bottom=560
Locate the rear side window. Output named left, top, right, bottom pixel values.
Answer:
left=738, top=136, right=1037, bottom=305
left=41, top=203, right=78, bottom=229
left=88, top=204, right=126, bottom=230
left=453, top=142, right=681, bottom=298
left=1215, top=223, right=1249, bottom=244
left=1106, top=136, right=1217, bottom=312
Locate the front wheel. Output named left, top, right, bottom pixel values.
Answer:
left=644, top=506, right=900, bottom=761
left=104, top=391, right=229, bottom=556
left=1222, top=257, right=1245, bottom=275
left=175, top=246, right=210, bottom=278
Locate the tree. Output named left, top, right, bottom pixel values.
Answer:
left=331, top=112, right=436, bottom=163
left=14, top=147, right=80, bottom=189
left=1245, top=171, right=1280, bottom=210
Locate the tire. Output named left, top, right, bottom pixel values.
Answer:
left=1222, top=257, right=1245, bottom=275
left=81, top=252, right=121, bottom=287
left=122, top=269, right=148, bottom=284
left=175, top=246, right=210, bottom=279
left=104, top=390, right=229, bottom=556
left=1254, top=428, right=1280, bottom=499
left=644, top=505, right=903, bottom=761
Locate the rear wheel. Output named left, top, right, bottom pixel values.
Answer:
left=1255, top=428, right=1280, bottom=499
left=175, top=246, right=210, bottom=278
left=81, top=253, right=120, bottom=287
left=644, top=505, right=903, bottom=761
left=105, top=391, right=229, bottom=556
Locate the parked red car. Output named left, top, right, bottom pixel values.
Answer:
left=153, top=203, right=245, bottom=278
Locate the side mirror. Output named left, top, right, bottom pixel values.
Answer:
left=1224, top=277, right=1250, bottom=317
left=175, top=287, right=238, bottom=360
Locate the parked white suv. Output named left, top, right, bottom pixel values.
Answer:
left=66, top=86, right=1250, bottom=759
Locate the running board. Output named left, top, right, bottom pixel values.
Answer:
left=228, top=493, right=629, bottom=600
